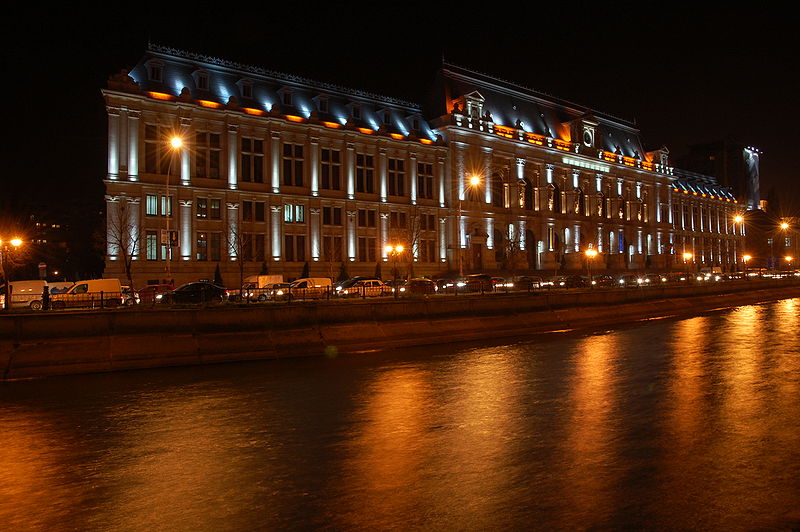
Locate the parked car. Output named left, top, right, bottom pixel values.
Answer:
left=1, top=280, right=47, bottom=310
left=551, top=275, right=587, bottom=288
left=283, top=277, right=332, bottom=300
left=464, top=273, right=494, bottom=292
left=51, top=279, right=124, bottom=309
left=161, top=282, right=229, bottom=304
left=617, top=274, right=644, bottom=288
left=337, top=278, right=393, bottom=297
left=121, top=285, right=140, bottom=305
left=137, top=284, right=174, bottom=304
left=513, top=276, right=544, bottom=290
left=591, top=275, right=615, bottom=287
left=406, top=278, right=437, bottom=295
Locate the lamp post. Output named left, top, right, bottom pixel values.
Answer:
left=743, top=254, right=751, bottom=278
left=585, top=247, right=598, bottom=287
left=164, top=135, right=183, bottom=281
left=733, top=214, right=744, bottom=272
left=785, top=256, right=793, bottom=272
left=458, top=174, right=481, bottom=278
left=0, top=237, right=23, bottom=310
left=385, top=244, right=404, bottom=299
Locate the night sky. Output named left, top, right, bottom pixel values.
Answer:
left=2, top=5, right=797, bottom=213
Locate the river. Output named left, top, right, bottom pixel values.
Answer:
left=2, top=299, right=799, bottom=530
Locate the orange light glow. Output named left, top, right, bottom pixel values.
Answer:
left=243, top=107, right=265, bottom=116
left=358, top=128, right=374, bottom=134
left=148, top=91, right=174, bottom=101
left=197, top=100, right=222, bottom=109
left=322, top=121, right=342, bottom=129
left=419, top=138, right=433, bottom=145
left=390, top=133, right=404, bottom=140
left=285, top=115, right=305, bottom=122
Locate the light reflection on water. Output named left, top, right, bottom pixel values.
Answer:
left=2, top=300, right=800, bottom=530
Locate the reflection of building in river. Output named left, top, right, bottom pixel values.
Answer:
left=102, top=45, right=747, bottom=286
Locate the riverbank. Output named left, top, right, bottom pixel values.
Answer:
left=2, top=280, right=799, bottom=380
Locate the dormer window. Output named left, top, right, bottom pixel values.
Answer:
left=412, top=118, right=420, bottom=131
left=145, top=60, right=164, bottom=82
left=318, top=96, right=329, bottom=113
left=236, top=79, right=253, bottom=99
left=196, top=72, right=209, bottom=91
left=283, top=91, right=292, bottom=106
left=383, top=110, right=391, bottom=125
left=351, top=104, right=361, bottom=119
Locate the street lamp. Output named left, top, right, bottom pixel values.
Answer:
left=785, top=256, right=793, bottom=272
left=0, top=237, right=23, bottom=310
left=385, top=244, right=404, bottom=298
left=457, top=174, right=482, bottom=277
left=743, top=254, right=751, bottom=277
left=164, top=135, right=183, bottom=281
left=585, top=247, right=598, bottom=287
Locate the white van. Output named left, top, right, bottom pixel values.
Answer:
left=286, top=277, right=332, bottom=300
left=2, top=280, right=47, bottom=310
left=51, top=279, right=123, bottom=309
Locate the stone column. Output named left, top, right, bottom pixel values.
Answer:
left=378, top=147, right=388, bottom=203
left=347, top=210, right=357, bottom=261
left=107, top=107, right=120, bottom=180
left=227, top=202, right=239, bottom=260
left=127, top=197, right=141, bottom=260
left=346, top=143, right=355, bottom=200
left=227, top=124, right=238, bottom=190
left=380, top=212, right=389, bottom=260
left=180, top=200, right=193, bottom=260
left=270, top=205, right=281, bottom=261
left=271, top=132, right=281, bottom=193
left=128, top=110, right=140, bottom=182
left=309, top=136, right=319, bottom=197
left=439, top=216, right=448, bottom=263
left=310, top=208, right=321, bottom=261
left=409, top=152, right=418, bottom=205
left=437, top=155, right=446, bottom=208
left=483, top=147, right=492, bottom=204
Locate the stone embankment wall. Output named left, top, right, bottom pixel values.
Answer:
left=2, top=280, right=799, bottom=380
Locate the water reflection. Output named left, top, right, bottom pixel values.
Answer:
left=2, top=300, right=800, bottom=530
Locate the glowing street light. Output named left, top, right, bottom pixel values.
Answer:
left=385, top=244, right=404, bottom=299
left=164, top=135, right=183, bottom=281
left=458, top=174, right=482, bottom=277
left=585, top=247, right=598, bottom=287
left=1, top=237, right=24, bottom=311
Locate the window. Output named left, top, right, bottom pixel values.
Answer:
left=282, top=143, right=304, bottom=187
left=418, top=213, right=436, bottom=231
left=417, top=162, right=434, bottom=200
left=255, top=202, right=265, bottom=222
left=284, top=204, right=305, bottom=223
left=242, top=201, right=253, bottom=222
left=195, top=132, right=221, bottom=179
left=146, top=231, right=158, bottom=260
left=357, top=209, right=376, bottom=227
left=388, top=158, right=405, bottom=196
left=420, top=239, right=436, bottom=262
left=383, top=110, right=391, bottom=125
left=210, top=233, right=221, bottom=261
left=196, top=198, right=208, bottom=218
left=358, top=237, right=377, bottom=262
left=390, top=211, right=407, bottom=229
left=148, top=64, right=162, bottom=82
left=197, top=72, right=209, bottom=91
left=323, top=235, right=343, bottom=262
left=318, top=98, right=329, bottom=113
left=210, top=199, right=221, bottom=220
left=241, top=137, right=264, bottom=183
left=356, top=153, right=374, bottom=193
left=323, top=206, right=342, bottom=225
left=241, top=82, right=253, bottom=99
left=255, top=234, right=265, bottom=262
left=144, top=124, right=172, bottom=175
left=146, top=194, right=159, bottom=216
left=786, top=237, right=792, bottom=248
left=284, top=235, right=306, bottom=262
left=282, top=91, right=293, bottom=106
left=320, top=148, right=341, bottom=190
left=161, top=195, right=173, bottom=217
left=197, top=232, right=208, bottom=261
left=352, top=104, right=361, bottom=119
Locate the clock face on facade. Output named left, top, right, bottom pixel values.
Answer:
left=583, top=129, right=593, bottom=147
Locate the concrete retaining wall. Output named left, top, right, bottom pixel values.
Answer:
left=2, top=280, right=798, bottom=380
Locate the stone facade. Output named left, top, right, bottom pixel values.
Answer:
left=103, top=45, right=745, bottom=287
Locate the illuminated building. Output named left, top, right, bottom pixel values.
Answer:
left=103, top=45, right=745, bottom=286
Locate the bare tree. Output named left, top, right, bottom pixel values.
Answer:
left=106, top=199, right=139, bottom=288
left=226, top=225, right=250, bottom=297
